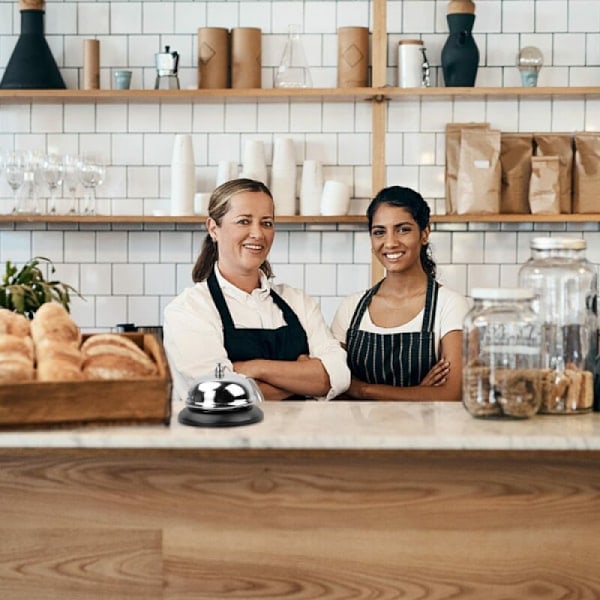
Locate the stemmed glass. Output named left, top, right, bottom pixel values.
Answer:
left=62, top=154, right=81, bottom=214
left=78, top=154, right=105, bottom=215
left=42, top=153, right=64, bottom=214
left=4, top=152, right=25, bottom=214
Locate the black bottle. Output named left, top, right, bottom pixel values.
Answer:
left=441, top=1, right=479, bottom=87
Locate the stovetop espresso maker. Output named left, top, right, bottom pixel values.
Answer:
left=155, top=45, right=180, bottom=89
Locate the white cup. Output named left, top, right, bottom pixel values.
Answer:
left=300, top=160, right=323, bottom=215
left=242, top=140, right=267, bottom=184
left=216, top=160, right=237, bottom=187
left=194, top=192, right=211, bottom=215
left=320, top=180, right=351, bottom=216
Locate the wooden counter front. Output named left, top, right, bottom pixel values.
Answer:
left=0, top=403, right=599, bottom=598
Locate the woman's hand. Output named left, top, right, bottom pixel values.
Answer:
left=420, top=358, right=450, bottom=387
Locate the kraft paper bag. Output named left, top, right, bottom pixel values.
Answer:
left=573, top=132, right=600, bottom=214
left=445, top=122, right=490, bottom=214
left=533, top=133, right=573, bottom=213
left=500, top=132, right=532, bottom=214
left=456, top=128, right=501, bottom=214
left=529, top=156, right=560, bottom=214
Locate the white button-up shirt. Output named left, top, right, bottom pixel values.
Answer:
left=164, top=267, right=350, bottom=402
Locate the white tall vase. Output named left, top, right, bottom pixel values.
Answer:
left=170, top=134, right=195, bottom=216
left=270, top=137, right=297, bottom=215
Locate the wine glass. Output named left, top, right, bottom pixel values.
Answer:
left=4, top=151, right=25, bottom=214
left=62, top=154, right=81, bottom=214
left=42, top=153, right=64, bottom=214
left=78, top=154, right=105, bottom=215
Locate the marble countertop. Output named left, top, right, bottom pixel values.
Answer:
left=0, top=401, right=599, bottom=451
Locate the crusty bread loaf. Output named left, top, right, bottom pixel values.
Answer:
left=35, top=338, right=83, bottom=366
left=30, top=302, right=81, bottom=346
left=81, top=333, right=158, bottom=379
left=0, top=334, right=34, bottom=360
left=37, top=359, right=85, bottom=382
left=82, top=353, right=157, bottom=379
left=0, top=308, right=31, bottom=337
left=0, top=358, right=35, bottom=382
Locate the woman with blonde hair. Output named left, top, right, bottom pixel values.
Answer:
left=164, top=178, right=350, bottom=401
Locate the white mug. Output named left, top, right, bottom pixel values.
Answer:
left=320, top=180, right=350, bottom=216
left=194, top=192, right=211, bottom=215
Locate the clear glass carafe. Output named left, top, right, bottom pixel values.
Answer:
left=463, top=288, right=542, bottom=419
left=274, top=25, right=312, bottom=89
left=518, top=237, right=597, bottom=414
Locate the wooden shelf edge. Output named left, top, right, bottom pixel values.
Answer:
left=2, top=86, right=600, bottom=104
left=0, top=214, right=368, bottom=225
left=1, top=214, right=597, bottom=225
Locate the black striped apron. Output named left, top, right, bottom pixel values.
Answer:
left=346, top=276, right=439, bottom=387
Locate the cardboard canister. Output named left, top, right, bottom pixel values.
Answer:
left=198, top=27, right=229, bottom=89
left=231, top=27, right=262, bottom=89
left=337, top=26, right=369, bottom=88
left=83, top=39, right=100, bottom=90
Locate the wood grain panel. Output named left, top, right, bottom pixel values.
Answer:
left=0, top=449, right=598, bottom=598
left=0, top=528, right=162, bottom=600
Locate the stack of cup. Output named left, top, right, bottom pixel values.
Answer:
left=216, top=160, right=238, bottom=187
left=270, top=138, right=297, bottom=215
left=299, top=160, right=323, bottom=215
left=321, top=180, right=351, bottom=215
left=240, top=140, right=267, bottom=185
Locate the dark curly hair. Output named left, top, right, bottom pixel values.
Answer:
left=366, top=186, right=436, bottom=278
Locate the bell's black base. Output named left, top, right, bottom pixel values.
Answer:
left=178, top=406, right=264, bottom=428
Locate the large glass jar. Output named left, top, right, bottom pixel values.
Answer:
left=518, top=237, right=597, bottom=414
left=463, top=288, right=542, bottom=419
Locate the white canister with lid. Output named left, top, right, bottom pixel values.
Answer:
left=397, top=39, right=426, bottom=88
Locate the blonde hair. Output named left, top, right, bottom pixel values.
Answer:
left=192, top=178, right=275, bottom=282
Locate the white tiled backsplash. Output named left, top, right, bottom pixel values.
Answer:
left=1, top=1, right=600, bottom=330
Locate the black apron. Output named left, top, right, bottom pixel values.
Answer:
left=346, top=276, right=439, bottom=387
left=207, top=270, right=309, bottom=363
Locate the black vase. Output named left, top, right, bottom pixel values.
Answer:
left=441, top=13, right=479, bottom=87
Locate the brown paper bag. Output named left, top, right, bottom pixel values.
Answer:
left=529, top=156, right=560, bottom=214
left=500, top=133, right=532, bottom=214
left=455, top=128, right=501, bottom=214
left=445, top=122, right=490, bottom=214
left=533, top=133, right=573, bottom=213
left=573, top=132, right=600, bottom=213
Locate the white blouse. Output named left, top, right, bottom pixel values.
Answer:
left=163, top=267, right=350, bottom=402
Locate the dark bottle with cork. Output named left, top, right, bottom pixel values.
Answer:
left=1, top=0, right=66, bottom=89
left=441, top=0, right=479, bottom=87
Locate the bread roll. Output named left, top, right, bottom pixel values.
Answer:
left=0, top=359, right=35, bottom=382
left=30, top=302, right=81, bottom=346
left=83, top=353, right=157, bottom=379
left=37, top=359, right=85, bottom=382
left=35, top=338, right=83, bottom=367
left=0, top=308, right=31, bottom=337
left=81, top=334, right=146, bottom=356
left=0, top=334, right=34, bottom=360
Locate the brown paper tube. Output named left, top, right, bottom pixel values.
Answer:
left=83, top=39, right=100, bottom=90
left=231, top=27, right=262, bottom=89
left=337, top=26, right=369, bottom=88
left=198, top=27, right=230, bottom=89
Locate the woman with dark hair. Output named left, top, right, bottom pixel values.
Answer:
left=164, top=178, right=350, bottom=401
left=331, top=186, right=469, bottom=401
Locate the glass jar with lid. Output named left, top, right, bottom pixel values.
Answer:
left=518, top=237, right=597, bottom=414
left=463, top=287, right=542, bottom=419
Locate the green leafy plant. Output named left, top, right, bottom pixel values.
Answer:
left=0, top=256, right=83, bottom=318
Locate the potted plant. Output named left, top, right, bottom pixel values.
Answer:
left=0, top=256, right=83, bottom=318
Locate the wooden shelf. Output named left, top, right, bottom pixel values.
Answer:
left=1, top=213, right=595, bottom=225
left=2, top=86, right=599, bottom=105
left=0, top=214, right=368, bottom=225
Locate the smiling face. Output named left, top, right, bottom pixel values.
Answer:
left=207, top=190, right=275, bottom=280
left=369, top=203, right=429, bottom=275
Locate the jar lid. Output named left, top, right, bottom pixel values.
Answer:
left=398, top=39, right=423, bottom=46
left=530, top=237, right=586, bottom=250
left=471, top=287, right=537, bottom=300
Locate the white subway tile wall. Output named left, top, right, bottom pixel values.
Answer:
left=1, top=1, right=600, bottom=329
